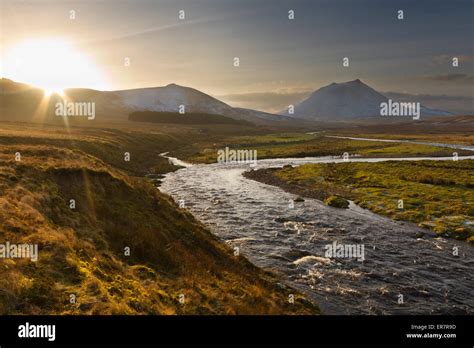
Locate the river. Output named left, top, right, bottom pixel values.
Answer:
left=159, top=151, right=474, bottom=315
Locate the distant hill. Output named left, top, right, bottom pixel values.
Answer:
left=0, top=78, right=35, bottom=93
left=129, top=111, right=253, bottom=125
left=0, top=79, right=293, bottom=126
left=116, top=83, right=235, bottom=117
left=0, top=79, right=46, bottom=122
left=110, top=83, right=293, bottom=124
left=282, top=79, right=453, bottom=120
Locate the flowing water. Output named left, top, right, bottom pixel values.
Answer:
left=160, top=153, right=474, bottom=315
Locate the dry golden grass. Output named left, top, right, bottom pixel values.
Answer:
left=0, top=127, right=319, bottom=315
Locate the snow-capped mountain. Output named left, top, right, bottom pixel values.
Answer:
left=0, top=79, right=292, bottom=124
left=114, top=83, right=236, bottom=116
left=80, top=83, right=292, bottom=124
left=1, top=78, right=455, bottom=125
left=282, top=79, right=452, bottom=119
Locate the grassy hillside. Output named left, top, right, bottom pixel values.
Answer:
left=0, top=125, right=318, bottom=315
left=0, top=122, right=267, bottom=175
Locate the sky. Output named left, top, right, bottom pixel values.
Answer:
left=1, top=0, right=473, bottom=113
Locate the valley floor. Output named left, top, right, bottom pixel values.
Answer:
left=1, top=117, right=473, bottom=314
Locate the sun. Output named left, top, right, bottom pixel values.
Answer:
left=2, top=38, right=108, bottom=95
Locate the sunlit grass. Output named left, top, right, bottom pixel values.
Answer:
left=0, top=125, right=318, bottom=315
left=188, top=133, right=472, bottom=163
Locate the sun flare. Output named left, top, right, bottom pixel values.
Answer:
left=2, top=38, right=108, bottom=94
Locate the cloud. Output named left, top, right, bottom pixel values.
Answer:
left=424, top=73, right=474, bottom=83
left=83, top=16, right=220, bottom=45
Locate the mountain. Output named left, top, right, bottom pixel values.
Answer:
left=111, top=84, right=295, bottom=124
left=114, top=83, right=235, bottom=116
left=0, top=79, right=293, bottom=125
left=282, top=79, right=453, bottom=120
